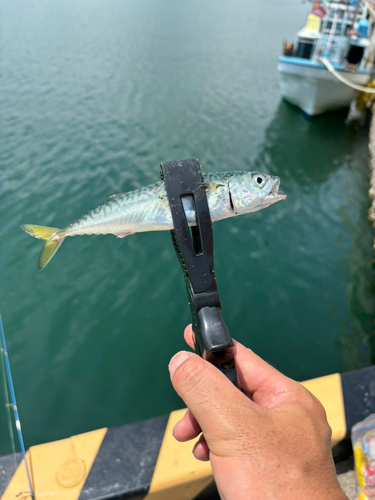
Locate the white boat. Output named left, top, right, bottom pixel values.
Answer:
left=278, top=1, right=374, bottom=116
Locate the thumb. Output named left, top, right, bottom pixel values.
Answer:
left=169, top=351, right=253, bottom=444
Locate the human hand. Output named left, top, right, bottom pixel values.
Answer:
left=168, top=325, right=347, bottom=500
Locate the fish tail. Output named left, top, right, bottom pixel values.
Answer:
left=21, top=225, right=65, bottom=270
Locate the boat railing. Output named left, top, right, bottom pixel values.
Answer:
left=281, top=1, right=373, bottom=72
left=311, top=2, right=370, bottom=64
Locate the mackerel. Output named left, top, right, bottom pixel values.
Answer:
left=22, top=171, right=286, bottom=270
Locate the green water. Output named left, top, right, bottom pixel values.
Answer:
left=1, top=0, right=375, bottom=452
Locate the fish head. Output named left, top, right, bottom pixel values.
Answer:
left=228, top=172, right=286, bottom=215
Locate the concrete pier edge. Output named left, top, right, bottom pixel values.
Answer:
left=1, top=365, right=375, bottom=500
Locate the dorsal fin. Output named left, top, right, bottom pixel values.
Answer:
left=105, top=193, right=123, bottom=203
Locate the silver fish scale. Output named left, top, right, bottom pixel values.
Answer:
left=63, top=171, right=279, bottom=238
left=22, top=171, right=286, bottom=270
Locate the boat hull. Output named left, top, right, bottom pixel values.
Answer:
left=278, top=56, right=370, bottom=116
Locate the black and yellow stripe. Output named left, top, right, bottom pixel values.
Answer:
left=1, top=365, right=375, bottom=500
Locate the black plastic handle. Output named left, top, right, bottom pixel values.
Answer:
left=198, top=307, right=239, bottom=387
left=160, top=158, right=240, bottom=388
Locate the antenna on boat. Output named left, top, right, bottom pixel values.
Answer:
left=0, top=313, right=34, bottom=498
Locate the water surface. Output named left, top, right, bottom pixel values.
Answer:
left=1, top=0, right=374, bottom=451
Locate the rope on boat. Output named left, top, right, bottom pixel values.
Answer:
left=0, top=314, right=34, bottom=497
left=364, top=0, right=375, bottom=20
left=368, top=102, right=375, bottom=244
left=320, top=57, right=375, bottom=93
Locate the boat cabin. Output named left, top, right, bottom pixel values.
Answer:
left=288, top=1, right=372, bottom=69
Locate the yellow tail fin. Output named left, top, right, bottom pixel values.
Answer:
left=21, top=225, right=65, bottom=270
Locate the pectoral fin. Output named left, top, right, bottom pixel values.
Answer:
left=204, top=181, right=225, bottom=192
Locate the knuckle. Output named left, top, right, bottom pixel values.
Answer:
left=296, top=390, right=332, bottom=441
left=299, top=386, right=324, bottom=411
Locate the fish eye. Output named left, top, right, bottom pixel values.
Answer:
left=252, top=174, right=267, bottom=188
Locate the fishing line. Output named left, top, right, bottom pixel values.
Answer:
left=0, top=313, right=34, bottom=497
left=0, top=347, right=17, bottom=469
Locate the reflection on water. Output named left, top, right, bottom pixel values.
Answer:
left=255, top=103, right=363, bottom=184
left=252, top=101, right=375, bottom=372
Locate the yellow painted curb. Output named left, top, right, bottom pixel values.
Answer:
left=146, top=409, right=213, bottom=500
left=2, top=428, right=107, bottom=500
left=1, top=372, right=349, bottom=500
left=301, top=373, right=346, bottom=446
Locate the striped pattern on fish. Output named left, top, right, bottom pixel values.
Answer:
left=22, top=171, right=286, bottom=270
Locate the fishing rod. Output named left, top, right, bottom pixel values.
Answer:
left=0, top=313, right=34, bottom=497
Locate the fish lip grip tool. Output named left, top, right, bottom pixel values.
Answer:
left=160, top=158, right=240, bottom=387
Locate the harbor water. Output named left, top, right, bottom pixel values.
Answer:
left=1, top=0, right=375, bottom=452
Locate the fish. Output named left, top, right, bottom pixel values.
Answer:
left=22, top=171, right=286, bottom=270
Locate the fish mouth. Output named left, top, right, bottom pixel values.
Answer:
left=268, top=178, right=286, bottom=200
